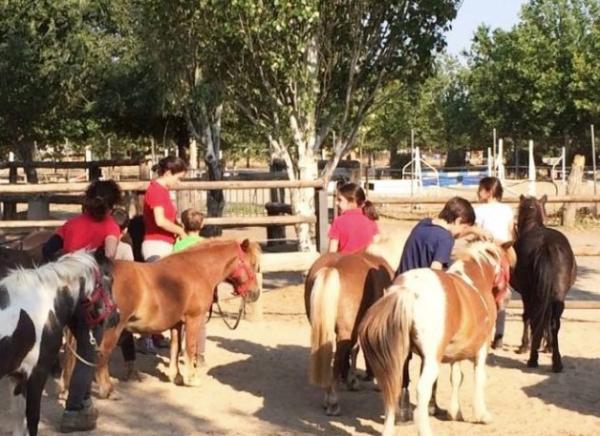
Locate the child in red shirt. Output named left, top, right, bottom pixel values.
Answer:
left=141, top=156, right=188, bottom=261
left=41, top=180, right=122, bottom=432
left=328, top=182, right=378, bottom=254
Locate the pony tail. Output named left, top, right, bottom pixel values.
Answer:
left=309, top=267, right=341, bottom=387
left=359, top=286, right=413, bottom=413
left=362, top=200, right=378, bottom=221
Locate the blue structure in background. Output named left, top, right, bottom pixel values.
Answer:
left=422, top=170, right=488, bottom=187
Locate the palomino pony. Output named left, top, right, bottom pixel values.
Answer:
left=93, top=239, right=261, bottom=398
left=305, top=249, right=395, bottom=416
left=360, top=241, right=513, bottom=436
left=0, top=250, right=115, bottom=436
left=512, top=195, right=576, bottom=372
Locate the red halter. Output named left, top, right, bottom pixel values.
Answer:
left=227, top=243, right=256, bottom=297
left=81, top=270, right=116, bottom=327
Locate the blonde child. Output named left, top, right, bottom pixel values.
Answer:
left=173, top=208, right=205, bottom=252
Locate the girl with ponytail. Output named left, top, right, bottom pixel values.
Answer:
left=328, top=182, right=379, bottom=253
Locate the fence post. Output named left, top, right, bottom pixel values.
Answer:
left=315, top=186, right=329, bottom=253
left=3, top=153, right=18, bottom=219
left=528, top=140, right=536, bottom=195
left=562, top=154, right=585, bottom=227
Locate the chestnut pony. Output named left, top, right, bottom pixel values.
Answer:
left=360, top=241, right=514, bottom=436
left=93, top=238, right=261, bottom=398
left=305, top=235, right=402, bottom=416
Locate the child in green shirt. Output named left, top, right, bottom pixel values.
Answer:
left=173, top=208, right=208, bottom=365
left=173, top=208, right=205, bottom=252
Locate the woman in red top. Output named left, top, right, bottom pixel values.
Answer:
left=41, top=180, right=122, bottom=432
left=141, top=156, right=188, bottom=261
left=42, top=180, right=122, bottom=260
left=328, top=182, right=379, bottom=254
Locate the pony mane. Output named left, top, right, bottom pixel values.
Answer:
left=178, top=238, right=261, bottom=264
left=449, top=241, right=501, bottom=272
left=1, top=250, right=99, bottom=300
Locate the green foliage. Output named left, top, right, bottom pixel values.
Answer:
left=0, top=1, right=116, bottom=147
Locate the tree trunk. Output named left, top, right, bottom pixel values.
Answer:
left=290, top=149, right=318, bottom=252
left=17, top=142, right=39, bottom=183
left=201, top=104, right=225, bottom=237
left=562, top=154, right=585, bottom=227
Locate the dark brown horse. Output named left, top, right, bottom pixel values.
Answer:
left=512, top=195, right=577, bottom=372
left=305, top=250, right=394, bottom=416
left=359, top=241, right=514, bottom=436
left=94, top=239, right=261, bottom=398
left=0, top=230, right=51, bottom=277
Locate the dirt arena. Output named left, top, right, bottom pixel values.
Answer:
left=1, top=223, right=599, bottom=435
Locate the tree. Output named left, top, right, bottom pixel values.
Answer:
left=466, top=0, right=600, bottom=161
left=135, top=0, right=228, bottom=235
left=0, top=0, right=127, bottom=179
left=204, top=0, right=461, bottom=249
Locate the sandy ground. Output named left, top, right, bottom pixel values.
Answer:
left=1, top=225, right=599, bottom=435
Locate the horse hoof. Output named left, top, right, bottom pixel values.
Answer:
left=552, top=362, right=563, bottom=373
left=475, top=411, right=493, bottom=424
left=347, top=378, right=360, bottom=392
left=516, top=346, right=529, bottom=354
left=98, top=386, right=113, bottom=400
left=173, top=374, right=184, bottom=386
left=398, top=407, right=413, bottom=422
left=326, top=404, right=340, bottom=416
left=185, top=376, right=202, bottom=387
left=429, top=404, right=447, bottom=418
left=527, top=360, right=539, bottom=368
left=447, top=410, right=464, bottom=422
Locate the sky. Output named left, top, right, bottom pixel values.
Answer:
left=445, top=0, right=528, bottom=57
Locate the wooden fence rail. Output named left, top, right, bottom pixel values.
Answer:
left=0, top=179, right=325, bottom=194
left=0, top=215, right=317, bottom=229
left=370, top=195, right=600, bottom=205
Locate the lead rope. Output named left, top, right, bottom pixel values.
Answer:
left=64, top=330, right=100, bottom=368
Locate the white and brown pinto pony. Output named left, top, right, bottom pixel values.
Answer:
left=360, top=241, right=514, bottom=436
left=0, top=250, right=115, bottom=436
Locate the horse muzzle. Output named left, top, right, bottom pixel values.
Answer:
left=244, top=286, right=261, bottom=303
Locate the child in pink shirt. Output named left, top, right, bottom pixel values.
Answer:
left=328, top=182, right=379, bottom=254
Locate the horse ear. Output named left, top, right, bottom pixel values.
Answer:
left=240, top=239, right=250, bottom=252
left=540, top=194, right=548, bottom=204
left=519, top=194, right=525, bottom=202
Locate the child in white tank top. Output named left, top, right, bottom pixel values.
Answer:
left=475, top=177, right=515, bottom=350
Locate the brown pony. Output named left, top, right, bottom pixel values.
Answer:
left=305, top=250, right=394, bottom=416
left=360, top=241, right=514, bottom=436
left=94, top=239, right=261, bottom=398
left=0, top=230, right=52, bottom=277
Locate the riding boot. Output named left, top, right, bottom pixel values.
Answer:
left=399, top=387, right=413, bottom=422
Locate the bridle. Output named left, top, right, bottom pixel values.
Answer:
left=226, top=243, right=256, bottom=297
left=81, top=269, right=116, bottom=327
